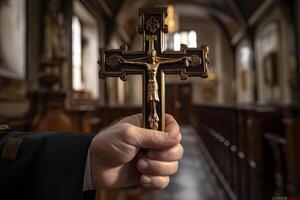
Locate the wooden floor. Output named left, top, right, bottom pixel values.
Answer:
left=108, top=126, right=226, bottom=200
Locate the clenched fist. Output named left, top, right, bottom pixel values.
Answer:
left=90, top=114, right=183, bottom=190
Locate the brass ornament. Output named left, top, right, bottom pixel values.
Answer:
left=106, top=55, right=121, bottom=69
left=120, top=71, right=127, bottom=81
left=189, top=55, right=202, bottom=67
left=146, top=16, right=160, bottom=33
left=203, top=45, right=210, bottom=72
left=180, top=69, right=188, bottom=80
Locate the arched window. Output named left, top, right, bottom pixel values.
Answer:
left=72, top=15, right=83, bottom=91
left=166, top=30, right=197, bottom=51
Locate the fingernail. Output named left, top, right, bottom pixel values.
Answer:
left=141, top=175, right=152, bottom=184
left=138, top=159, right=149, bottom=170
left=168, top=131, right=179, bottom=139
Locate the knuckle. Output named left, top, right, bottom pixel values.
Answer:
left=178, top=144, right=184, bottom=159
left=169, top=145, right=179, bottom=155
left=168, top=144, right=183, bottom=160
left=148, top=130, right=163, bottom=144
left=121, top=123, right=133, bottom=135
left=166, top=114, right=174, bottom=121
left=119, top=123, right=135, bottom=142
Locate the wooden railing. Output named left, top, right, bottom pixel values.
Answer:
left=191, top=104, right=300, bottom=200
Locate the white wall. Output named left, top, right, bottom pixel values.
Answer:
left=254, top=7, right=293, bottom=105
left=74, top=0, right=100, bottom=99
left=236, top=40, right=254, bottom=103
left=0, top=0, right=26, bottom=79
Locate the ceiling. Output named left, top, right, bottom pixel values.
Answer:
left=91, top=0, right=267, bottom=43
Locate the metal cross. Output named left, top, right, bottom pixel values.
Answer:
left=98, top=8, right=209, bottom=131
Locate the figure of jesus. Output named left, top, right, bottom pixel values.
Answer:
left=118, top=49, right=189, bottom=130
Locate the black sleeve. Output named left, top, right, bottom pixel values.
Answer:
left=0, top=130, right=96, bottom=200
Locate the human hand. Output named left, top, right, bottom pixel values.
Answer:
left=90, top=114, right=183, bottom=190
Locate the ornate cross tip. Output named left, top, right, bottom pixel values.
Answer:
left=136, top=25, right=143, bottom=34
left=99, top=70, right=106, bottom=79
left=180, top=69, right=188, bottom=80
left=201, top=45, right=210, bottom=73
left=202, top=45, right=209, bottom=52
left=180, top=44, right=188, bottom=53
left=163, top=24, right=168, bottom=33
left=120, top=71, right=127, bottom=81
left=98, top=56, right=106, bottom=79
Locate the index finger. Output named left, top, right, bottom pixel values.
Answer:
left=116, top=113, right=142, bottom=127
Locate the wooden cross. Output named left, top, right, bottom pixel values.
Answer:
left=98, top=8, right=209, bottom=131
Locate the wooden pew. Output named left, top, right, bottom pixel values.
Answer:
left=191, top=104, right=300, bottom=200
left=246, top=106, right=282, bottom=200
left=283, top=106, right=300, bottom=195
left=191, top=104, right=238, bottom=200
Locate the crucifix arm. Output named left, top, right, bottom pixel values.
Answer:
left=118, top=57, right=147, bottom=67
left=157, top=56, right=188, bottom=65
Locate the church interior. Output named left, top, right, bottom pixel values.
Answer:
left=0, top=0, right=300, bottom=199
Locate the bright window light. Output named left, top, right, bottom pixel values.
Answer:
left=188, top=31, right=197, bottom=48
left=166, top=30, right=197, bottom=51
left=180, top=31, right=188, bottom=46
left=72, top=16, right=83, bottom=91
left=174, top=33, right=181, bottom=51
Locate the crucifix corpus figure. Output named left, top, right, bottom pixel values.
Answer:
left=98, top=8, right=210, bottom=131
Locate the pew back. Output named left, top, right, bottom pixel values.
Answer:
left=191, top=104, right=300, bottom=200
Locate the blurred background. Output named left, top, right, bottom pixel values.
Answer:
left=0, top=0, right=299, bottom=199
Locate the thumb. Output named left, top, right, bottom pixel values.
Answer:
left=125, top=125, right=181, bottom=150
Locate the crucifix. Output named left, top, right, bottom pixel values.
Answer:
left=98, top=8, right=209, bottom=131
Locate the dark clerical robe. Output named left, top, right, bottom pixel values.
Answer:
left=0, top=126, right=96, bottom=200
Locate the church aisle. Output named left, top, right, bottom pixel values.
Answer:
left=111, top=126, right=226, bottom=200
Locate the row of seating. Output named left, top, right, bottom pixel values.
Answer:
left=191, top=104, right=300, bottom=200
